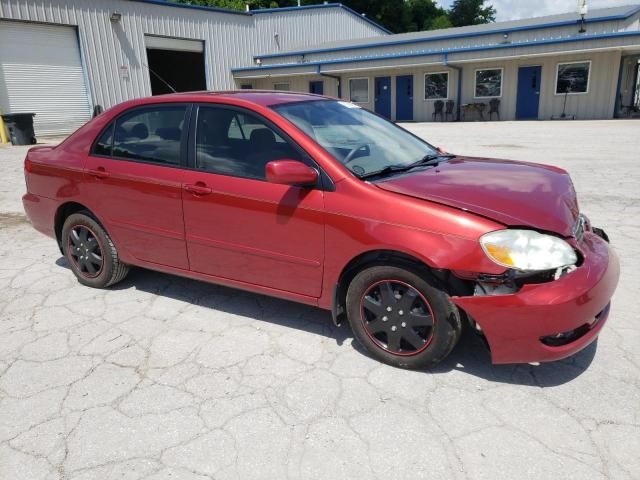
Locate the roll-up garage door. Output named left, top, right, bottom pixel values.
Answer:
left=0, top=21, right=91, bottom=137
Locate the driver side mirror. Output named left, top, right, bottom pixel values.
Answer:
left=265, top=160, right=318, bottom=187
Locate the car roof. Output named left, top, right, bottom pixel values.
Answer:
left=150, top=90, right=328, bottom=107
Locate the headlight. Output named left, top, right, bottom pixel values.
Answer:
left=480, top=230, right=577, bottom=271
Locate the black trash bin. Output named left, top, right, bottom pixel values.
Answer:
left=1, top=113, right=37, bottom=146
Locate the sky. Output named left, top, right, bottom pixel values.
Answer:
left=437, top=0, right=636, bottom=21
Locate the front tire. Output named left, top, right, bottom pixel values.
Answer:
left=346, top=265, right=462, bottom=369
left=62, top=212, right=129, bottom=288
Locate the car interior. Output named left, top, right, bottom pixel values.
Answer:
left=196, top=107, right=299, bottom=180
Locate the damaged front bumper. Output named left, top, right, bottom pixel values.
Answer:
left=452, top=231, right=620, bottom=364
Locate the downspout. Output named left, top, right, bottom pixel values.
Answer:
left=318, top=65, right=342, bottom=98
left=443, top=53, right=462, bottom=121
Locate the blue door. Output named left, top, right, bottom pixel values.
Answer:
left=396, top=75, right=414, bottom=121
left=516, top=66, right=542, bottom=120
left=374, top=77, right=391, bottom=119
left=309, top=81, right=324, bottom=95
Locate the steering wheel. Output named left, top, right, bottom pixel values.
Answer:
left=343, top=143, right=371, bottom=166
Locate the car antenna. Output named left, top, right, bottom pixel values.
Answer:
left=142, top=62, right=177, bottom=93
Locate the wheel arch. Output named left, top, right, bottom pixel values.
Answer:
left=331, top=249, right=470, bottom=326
left=54, top=202, right=102, bottom=253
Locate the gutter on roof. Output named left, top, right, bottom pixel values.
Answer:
left=235, top=29, right=640, bottom=74
left=254, top=5, right=640, bottom=61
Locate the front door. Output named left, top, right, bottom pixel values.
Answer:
left=374, top=77, right=392, bottom=119
left=181, top=105, right=325, bottom=298
left=516, top=66, right=542, bottom=120
left=309, top=81, right=324, bottom=95
left=395, top=75, right=414, bottom=121
left=85, top=104, right=190, bottom=269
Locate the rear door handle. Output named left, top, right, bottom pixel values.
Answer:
left=88, top=167, right=110, bottom=179
left=184, top=183, right=213, bottom=195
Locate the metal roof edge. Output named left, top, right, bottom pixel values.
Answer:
left=127, top=0, right=250, bottom=16
left=126, top=1, right=392, bottom=34
left=251, top=3, right=392, bottom=35
left=234, top=29, right=640, bottom=73
left=254, top=5, right=640, bottom=60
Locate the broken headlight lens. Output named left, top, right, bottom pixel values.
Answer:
left=480, top=230, right=577, bottom=272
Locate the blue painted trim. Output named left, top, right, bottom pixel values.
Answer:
left=127, top=1, right=392, bottom=34
left=251, top=3, right=392, bottom=35
left=234, top=30, right=640, bottom=73
left=254, top=5, right=640, bottom=60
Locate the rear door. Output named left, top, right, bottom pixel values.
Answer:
left=85, top=104, right=190, bottom=269
left=374, top=77, right=392, bottom=119
left=181, top=104, right=325, bottom=297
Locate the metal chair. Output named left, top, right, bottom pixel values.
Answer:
left=432, top=100, right=444, bottom=122
left=488, top=98, right=500, bottom=120
left=445, top=100, right=455, bottom=121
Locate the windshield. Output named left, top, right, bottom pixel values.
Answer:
left=271, top=100, right=439, bottom=178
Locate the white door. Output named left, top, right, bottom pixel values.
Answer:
left=0, top=21, right=91, bottom=137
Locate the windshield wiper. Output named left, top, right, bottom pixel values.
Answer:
left=358, top=153, right=455, bottom=180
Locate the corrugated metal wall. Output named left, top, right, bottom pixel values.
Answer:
left=250, top=50, right=625, bottom=121
left=0, top=0, right=385, bottom=110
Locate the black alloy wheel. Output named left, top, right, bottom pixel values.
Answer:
left=67, top=225, right=103, bottom=278
left=360, top=280, right=435, bottom=355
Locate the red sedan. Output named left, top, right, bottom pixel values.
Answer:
left=22, top=91, right=619, bottom=369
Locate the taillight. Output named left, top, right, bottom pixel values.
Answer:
left=24, top=158, right=33, bottom=173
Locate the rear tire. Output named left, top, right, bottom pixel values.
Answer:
left=62, top=212, right=129, bottom=288
left=346, top=265, right=462, bottom=369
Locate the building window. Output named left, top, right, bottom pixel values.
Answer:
left=556, top=61, right=591, bottom=94
left=424, top=72, right=449, bottom=100
left=273, top=83, right=290, bottom=91
left=349, top=78, right=369, bottom=103
left=475, top=68, right=503, bottom=98
left=240, top=84, right=253, bottom=90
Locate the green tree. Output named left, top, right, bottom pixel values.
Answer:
left=429, top=14, right=452, bottom=30
left=448, top=0, right=496, bottom=27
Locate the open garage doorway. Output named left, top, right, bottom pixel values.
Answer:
left=145, top=35, right=206, bottom=95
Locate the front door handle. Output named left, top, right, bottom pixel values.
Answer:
left=184, top=183, right=213, bottom=195
left=88, top=167, right=110, bottom=179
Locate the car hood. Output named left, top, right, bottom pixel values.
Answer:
left=375, top=157, right=580, bottom=237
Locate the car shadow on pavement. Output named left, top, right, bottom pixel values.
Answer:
left=427, top=329, right=598, bottom=387
left=56, top=258, right=596, bottom=386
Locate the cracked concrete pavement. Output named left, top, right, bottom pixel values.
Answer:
left=1, top=120, right=639, bottom=479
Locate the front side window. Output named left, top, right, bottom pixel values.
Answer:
left=425, top=72, right=449, bottom=100
left=475, top=69, right=503, bottom=98
left=349, top=78, right=369, bottom=103
left=556, top=61, right=590, bottom=94
left=195, top=106, right=301, bottom=180
left=110, top=106, right=187, bottom=165
left=272, top=100, right=438, bottom=179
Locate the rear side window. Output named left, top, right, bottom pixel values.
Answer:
left=105, top=106, right=187, bottom=166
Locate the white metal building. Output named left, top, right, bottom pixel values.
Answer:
left=0, top=0, right=388, bottom=136
left=235, top=5, right=640, bottom=122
